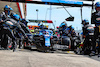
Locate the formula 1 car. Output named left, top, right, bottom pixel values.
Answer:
left=33, top=29, right=58, bottom=52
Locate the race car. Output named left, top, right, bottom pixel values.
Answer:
left=33, top=29, right=58, bottom=52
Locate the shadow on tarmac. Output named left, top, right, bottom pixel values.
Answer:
left=83, top=55, right=100, bottom=62
left=1, top=45, right=100, bottom=62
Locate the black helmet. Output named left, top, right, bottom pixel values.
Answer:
left=82, top=19, right=89, bottom=25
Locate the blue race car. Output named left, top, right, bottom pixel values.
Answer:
left=33, top=29, right=58, bottom=52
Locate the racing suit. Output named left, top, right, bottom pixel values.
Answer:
left=82, top=24, right=95, bottom=54
left=59, top=25, right=67, bottom=36
left=64, top=27, right=76, bottom=50
left=12, top=20, right=28, bottom=49
left=0, top=12, right=17, bottom=51
left=19, top=22, right=30, bottom=48
left=92, top=11, right=100, bottom=54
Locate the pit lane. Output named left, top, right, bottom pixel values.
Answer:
left=0, top=44, right=100, bottom=67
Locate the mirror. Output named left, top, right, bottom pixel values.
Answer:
left=65, top=16, right=74, bottom=21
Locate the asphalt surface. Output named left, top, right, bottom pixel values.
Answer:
left=0, top=48, right=100, bottom=67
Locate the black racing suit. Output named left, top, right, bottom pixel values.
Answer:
left=18, top=22, right=30, bottom=48
left=0, top=22, right=16, bottom=49
left=82, top=24, right=95, bottom=53
left=91, top=11, right=100, bottom=54
left=19, top=22, right=32, bottom=47
left=16, top=22, right=28, bottom=48
left=64, top=27, right=76, bottom=50
left=5, top=18, right=28, bottom=48
left=5, top=18, right=27, bottom=38
left=71, top=31, right=76, bottom=50
left=0, top=12, right=16, bottom=50
left=59, top=25, right=67, bottom=36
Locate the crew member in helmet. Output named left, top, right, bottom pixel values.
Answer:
left=10, top=12, right=27, bottom=38
left=10, top=13, right=29, bottom=49
left=82, top=19, right=90, bottom=36
left=59, top=21, right=67, bottom=36
left=0, top=5, right=13, bottom=21
left=64, top=25, right=76, bottom=50
left=64, top=25, right=75, bottom=36
left=91, top=2, right=100, bottom=57
left=0, top=5, right=17, bottom=51
left=82, top=19, right=95, bottom=55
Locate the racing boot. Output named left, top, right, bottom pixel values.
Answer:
left=89, top=51, right=95, bottom=57
left=12, top=40, right=17, bottom=52
left=18, top=40, right=22, bottom=49
left=98, top=53, right=100, bottom=58
left=80, top=51, right=84, bottom=55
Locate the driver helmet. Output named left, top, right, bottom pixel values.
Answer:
left=38, top=22, right=42, bottom=26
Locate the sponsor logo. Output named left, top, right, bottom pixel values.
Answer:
left=96, top=17, right=100, bottom=21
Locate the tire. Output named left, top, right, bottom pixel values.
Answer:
left=29, top=47, right=31, bottom=50
left=75, top=47, right=82, bottom=55
left=36, top=42, right=42, bottom=51
left=1, top=34, right=8, bottom=49
left=83, top=44, right=91, bottom=55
